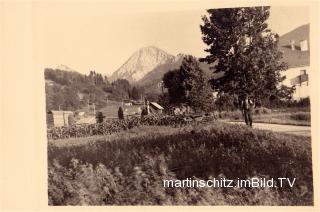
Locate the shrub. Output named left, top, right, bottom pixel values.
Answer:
left=292, top=97, right=310, bottom=108
left=118, top=107, right=124, bottom=120
left=141, top=107, right=148, bottom=117
left=254, top=107, right=271, bottom=115
left=218, top=110, right=242, bottom=120
left=95, top=112, right=105, bottom=123
left=290, top=112, right=311, bottom=121
left=214, top=93, right=238, bottom=111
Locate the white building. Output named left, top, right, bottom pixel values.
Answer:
left=279, top=24, right=310, bottom=100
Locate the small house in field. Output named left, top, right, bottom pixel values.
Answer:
left=149, top=102, right=164, bottom=114
left=47, top=110, right=74, bottom=127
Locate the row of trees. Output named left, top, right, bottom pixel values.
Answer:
left=161, top=6, right=296, bottom=113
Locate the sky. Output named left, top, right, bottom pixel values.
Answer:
left=36, top=1, right=310, bottom=76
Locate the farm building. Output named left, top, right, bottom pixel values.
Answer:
left=149, top=102, right=164, bottom=114
left=47, top=110, right=74, bottom=127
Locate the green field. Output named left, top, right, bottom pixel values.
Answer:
left=48, top=121, right=313, bottom=205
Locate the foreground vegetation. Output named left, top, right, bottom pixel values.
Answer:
left=48, top=122, right=313, bottom=205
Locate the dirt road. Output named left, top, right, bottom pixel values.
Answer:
left=228, top=121, right=311, bottom=136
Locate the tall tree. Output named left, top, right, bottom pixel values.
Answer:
left=63, top=87, right=80, bottom=110
left=163, top=69, right=186, bottom=105
left=163, top=55, right=214, bottom=112
left=200, top=7, right=288, bottom=102
left=131, top=86, right=140, bottom=100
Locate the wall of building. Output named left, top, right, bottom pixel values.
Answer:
left=47, top=112, right=73, bottom=127
left=293, top=82, right=309, bottom=100
left=53, top=114, right=67, bottom=127
left=281, top=66, right=310, bottom=100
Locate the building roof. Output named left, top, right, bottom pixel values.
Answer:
left=150, top=102, right=164, bottom=110
left=48, top=110, right=73, bottom=114
left=278, top=24, right=310, bottom=68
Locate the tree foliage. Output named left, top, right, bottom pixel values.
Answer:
left=214, top=93, right=239, bottom=111
left=131, top=86, right=144, bottom=100
left=163, top=55, right=213, bottom=112
left=200, top=7, right=288, bottom=102
left=45, top=68, right=144, bottom=111
left=118, top=106, right=124, bottom=120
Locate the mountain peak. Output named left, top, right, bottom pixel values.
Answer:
left=139, top=45, right=161, bottom=50
left=55, top=64, right=76, bottom=72
left=110, top=46, right=175, bottom=83
left=135, top=46, right=172, bottom=59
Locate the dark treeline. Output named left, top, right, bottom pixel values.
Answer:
left=45, top=68, right=144, bottom=111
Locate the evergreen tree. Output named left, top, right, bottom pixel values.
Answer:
left=95, top=111, right=105, bottom=123
left=163, top=69, right=186, bottom=105
left=163, top=55, right=214, bottom=112
left=63, top=87, right=80, bottom=110
left=118, top=106, right=124, bottom=120
left=131, top=86, right=140, bottom=100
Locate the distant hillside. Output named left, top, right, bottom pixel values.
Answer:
left=44, top=67, right=142, bottom=111
left=137, top=54, right=185, bottom=89
left=44, top=67, right=110, bottom=111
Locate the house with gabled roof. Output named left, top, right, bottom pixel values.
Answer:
left=279, top=24, right=310, bottom=100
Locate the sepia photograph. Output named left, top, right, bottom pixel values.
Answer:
left=41, top=1, right=313, bottom=206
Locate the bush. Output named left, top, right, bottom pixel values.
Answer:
left=214, top=93, right=238, bottom=111
left=291, top=97, right=310, bottom=108
left=48, top=122, right=313, bottom=205
left=254, top=107, right=272, bottom=115
left=95, top=112, right=105, bottom=123
left=141, top=107, right=148, bottom=117
left=118, top=107, right=124, bottom=120
left=218, top=110, right=242, bottom=120
left=290, top=112, right=311, bottom=121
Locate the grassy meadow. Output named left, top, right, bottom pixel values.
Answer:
left=48, top=121, right=313, bottom=205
